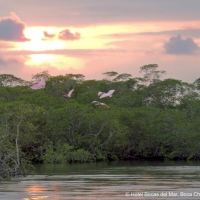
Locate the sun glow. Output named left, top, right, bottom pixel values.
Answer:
left=26, top=54, right=56, bottom=64
left=18, top=27, right=65, bottom=51
left=19, top=40, right=65, bottom=51
left=25, top=54, right=84, bottom=70
left=15, top=21, right=198, bottom=69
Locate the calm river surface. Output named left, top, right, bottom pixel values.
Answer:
left=0, top=161, right=200, bottom=200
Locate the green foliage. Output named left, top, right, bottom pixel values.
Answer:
left=113, top=73, right=132, bottom=82
left=31, top=70, right=51, bottom=82
left=102, top=71, right=118, bottom=79
left=140, top=64, right=166, bottom=84
left=1, top=66, right=200, bottom=178
left=0, top=74, right=29, bottom=87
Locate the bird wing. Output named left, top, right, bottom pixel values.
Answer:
left=68, top=89, right=74, bottom=97
left=98, top=91, right=104, bottom=96
left=107, top=89, right=115, bottom=96
left=100, top=90, right=115, bottom=98
left=30, top=78, right=46, bottom=90
left=39, top=77, right=46, bottom=87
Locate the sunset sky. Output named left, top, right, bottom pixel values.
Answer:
left=0, top=0, right=200, bottom=82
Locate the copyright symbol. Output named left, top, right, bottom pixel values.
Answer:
left=125, top=192, right=130, bottom=196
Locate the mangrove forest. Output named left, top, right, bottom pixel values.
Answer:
left=1, top=64, right=200, bottom=179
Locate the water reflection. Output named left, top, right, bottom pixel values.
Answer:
left=26, top=185, right=46, bottom=193
left=23, top=197, right=49, bottom=200
left=1, top=161, right=200, bottom=199
left=23, top=185, right=49, bottom=200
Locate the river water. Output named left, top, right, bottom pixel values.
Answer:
left=0, top=160, right=200, bottom=200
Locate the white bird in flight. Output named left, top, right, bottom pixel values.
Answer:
left=91, top=101, right=109, bottom=108
left=62, top=88, right=74, bottom=98
left=98, top=90, right=115, bottom=99
left=30, top=77, right=46, bottom=90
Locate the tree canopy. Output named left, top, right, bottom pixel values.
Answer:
left=1, top=64, right=200, bottom=179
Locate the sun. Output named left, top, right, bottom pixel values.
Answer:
left=15, top=27, right=68, bottom=66
left=18, top=27, right=65, bottom=51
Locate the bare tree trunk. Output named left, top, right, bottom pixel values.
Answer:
left=16, top=120, right=22, bottom=167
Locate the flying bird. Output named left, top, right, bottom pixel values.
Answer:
left=30, top=77, right=46, bottom=90
left=62, top=88, right=74, bottom=98
left=99, top=90, right=115, bottom=99
left=91, top=101, right=109, bottom=108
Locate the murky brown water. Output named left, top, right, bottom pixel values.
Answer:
left=1, top=161, right=200, bottom=200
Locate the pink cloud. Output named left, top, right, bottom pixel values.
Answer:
left=58, top=29, right=80, bottom=40
left=42, top=31, right=55, bottom=40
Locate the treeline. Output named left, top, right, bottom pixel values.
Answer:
left=1, top=64, right=200, bottom=179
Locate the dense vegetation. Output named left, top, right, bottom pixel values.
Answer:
left=1, top=64, right=200, bottom=179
